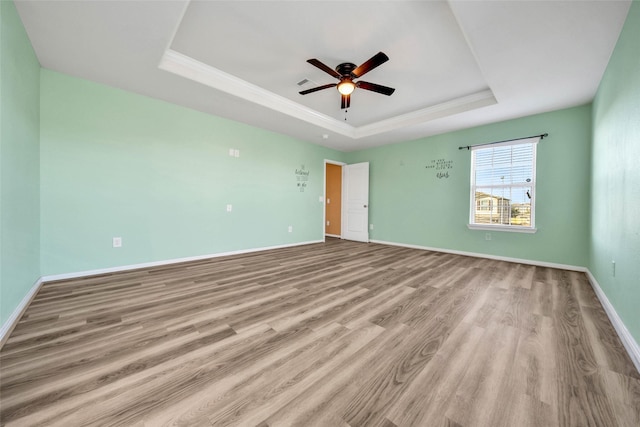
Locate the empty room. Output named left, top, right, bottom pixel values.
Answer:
left=1, top=1, right=639, bottom=426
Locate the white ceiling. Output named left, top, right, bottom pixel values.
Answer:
left=15, top=0, right=631, bottom=152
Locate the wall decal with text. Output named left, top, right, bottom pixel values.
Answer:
left=426, top=158, right=454, bottom=179
left=295, top=165, right=310, bottom=192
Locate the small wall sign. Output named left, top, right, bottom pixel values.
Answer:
left=426, top=158, right=454, bottom=179
left=295, top=164, right=310, bottom=192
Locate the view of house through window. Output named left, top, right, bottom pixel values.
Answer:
left=470, top=137, right=538, bottom=229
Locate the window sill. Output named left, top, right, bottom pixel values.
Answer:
left=467, top=224, right=537, bottom=234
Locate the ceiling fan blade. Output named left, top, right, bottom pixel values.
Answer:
left=351, top=52, right=389, bottom=78
left=307, top=59, right=341, bottom=79
left=356, top=81, right=395, bottom=96
left=299, top=83, right=337, bottom=95
left=340, top=94, right=351, bottom=109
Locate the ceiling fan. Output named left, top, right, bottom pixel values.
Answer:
left=299, top=52, right=395, bottom=109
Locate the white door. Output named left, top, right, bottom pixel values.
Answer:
left=342, top=162, right=369, bottom=242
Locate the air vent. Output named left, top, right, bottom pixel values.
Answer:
left=297, top=78, right=317, bottom=87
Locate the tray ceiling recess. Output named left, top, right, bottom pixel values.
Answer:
left=159, top=1, right=497, bottom=140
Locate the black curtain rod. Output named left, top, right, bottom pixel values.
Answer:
left=458, top=133, right=548, bottom=150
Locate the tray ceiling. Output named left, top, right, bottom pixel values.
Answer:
left=15, top=0, right=631, bottom=151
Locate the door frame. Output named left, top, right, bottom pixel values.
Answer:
left=323, top=159, right=347, bottom=242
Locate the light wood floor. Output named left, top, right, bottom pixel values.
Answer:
left=1, top=239, right=639, bottom=426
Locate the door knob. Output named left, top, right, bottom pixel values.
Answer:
left=364, top=205, right=368, bottom=208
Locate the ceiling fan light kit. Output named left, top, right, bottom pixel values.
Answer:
left=299, top=52, right=395, bottom=109
left=337, top=80, right=355, bottom=95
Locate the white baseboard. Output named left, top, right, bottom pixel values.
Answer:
left=41, top=240, right=324, bottom=283
left=585, top=270, right=640, bottom=373
left=369, top=239, right=586, bottom=272
left=370, top=238, right=640, bottom=374
left=0, top=277, right=44, bottom=349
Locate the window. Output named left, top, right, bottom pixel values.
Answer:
left=469, top=137, right=538, bottom=232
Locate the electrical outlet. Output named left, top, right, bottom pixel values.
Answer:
left=234, top=149, right=240, bottom=158
left=288, top=225, right=293, bottom=233
left=229, top=148, right=235, bottom=157
left=327, top=198, right=331, bottom=204
left=113, top=237, right=122, bottom=248
left=370, top=224, right=374, bottom=230
left=319, top=196, right=324, bottom=203
left=226, top=204, right=232, bottom=212
left=326, top=221, right=330, bottom=226
left=485, top=233, right=491, bottom=241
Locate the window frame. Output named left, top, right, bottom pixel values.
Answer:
left=467, top=137, right=538, bottom=233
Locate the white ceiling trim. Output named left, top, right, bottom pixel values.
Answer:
left=354, top=89, right=496, bottom=139
left=159, top=48, right=497, bottom=140
left=158, top=49, right=353, bottom=137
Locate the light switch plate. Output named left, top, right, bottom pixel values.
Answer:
left=113, top=237, right=122, bottom=248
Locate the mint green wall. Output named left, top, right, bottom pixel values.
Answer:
left=591, top=0, right=640, bottom=342
left=0, top=0, right=41, bottom=326
left=40, top=70, right=344, bottom=276
left=348, top=105, right=592, bottom=267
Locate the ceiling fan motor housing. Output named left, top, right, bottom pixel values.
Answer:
left=336, top=63, right=357, bottom=95
left=336, top=62, right=357, bottom=76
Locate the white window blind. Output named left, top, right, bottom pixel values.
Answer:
left=469, top=137, right=538, bottom=231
